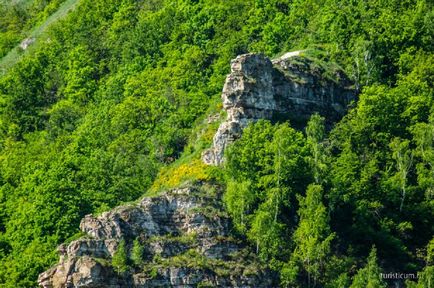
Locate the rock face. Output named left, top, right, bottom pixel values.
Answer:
left=202, top=53, right=357, bottom=165
left=39, top=52, right=356, bottom=287
left=19, top=37, right=35, bottom=50
left=38, top=184, right=277, bottom=288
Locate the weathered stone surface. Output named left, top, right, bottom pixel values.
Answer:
left=19, top=37, right=35, bottom=50
left=203, top=52, right=357, bottom=165
left=38, top=256, right=123, bottom=288
left=38, top=52, right=356, bottom=287
left=38, top=185, right=277, bottom=288
left=66, top=239, right=118, bottom=259
left=132, top=267, right=274, bottom=288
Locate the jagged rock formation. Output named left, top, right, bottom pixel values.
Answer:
left=38, top=184, right=277, bottom=288
left=202, top=52, right=357, bottom=165
left=38, top=52, right=357, bottom=288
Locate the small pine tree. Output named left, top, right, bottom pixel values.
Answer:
left=350, top=247, right=387, bottom=288
left=406, top=238, right=433, bottom=288
left=131, top=238, right=144, bottom=267
left=112, top=239, right=128, bottom=273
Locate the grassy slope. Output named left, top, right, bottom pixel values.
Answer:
left=0, top=0, right=33, bottom=7
left=0, top=0, right=79, bottom=74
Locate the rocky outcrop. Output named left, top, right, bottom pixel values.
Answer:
left=38, top=184, right=277, bottom=288
left=202, top=52, right=357, bottom=165
left=19, top=37, right=35, bottom=50
left=38, top=52, right=357, bottom=287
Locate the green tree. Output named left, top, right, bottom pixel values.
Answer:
left=61, top=45, right=97, bottom=105
left=112, top=239, right=128, bottom=273
left=306, top=113, right=327, bottom=184
left=248, top=203, right=286, bottom=261
left=265, top=124, right=306, bottom=222
left=406, top=238, right=433, bottom=288
left=350, top=247, right=386, bottom=288
left=291, top=184, right=335, bottom=288
left=412, top=118, right=434, bottom=200
left=225, top=121, right=310, bottom=261
left=390, top=138, right=413, bottom=212
left=223, top=180, right=254, bottom=233
left=130, top=238, right=144, bottom=267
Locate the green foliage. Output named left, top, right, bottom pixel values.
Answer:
left=327, top=57, right=434, bottom=275
left=0, top=0, right=433, bottom=286
left=130, top=238, right=144, bottom=267
left=407, top=237, right=434, bottom=288
left=0, top=0, right=67, bottom=59
left=412, top=117, right=434, bottom=201
left=225, top=121, right=310, bottom=261
left=306, top=113, right=327, bottom=184
left=290, top=184, right=335, bottom=287
left=280, top=259, right=299, bottom=288
left=112, top=239, right=128, bottom=274
left=350, top=247, right=386, bottom=288
left=224, top=180, right=254, bottom=233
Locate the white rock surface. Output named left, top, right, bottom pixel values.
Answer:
left=203, top=53, right=356, bottom=165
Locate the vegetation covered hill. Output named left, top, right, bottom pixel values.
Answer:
left=0, top=0, right=79, bottom=72
left=0, top=0, right=433, bottom=287
left=0, top=0, right=69, bottom=60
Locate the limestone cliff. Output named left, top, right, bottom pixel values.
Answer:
left=202, top=52, right=357, bottom=165
left=38, top=184, right=277, bottom=288
left=39, top=52, right=356, bottom=288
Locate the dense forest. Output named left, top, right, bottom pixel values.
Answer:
left=0, top=0, right=433, bottom=287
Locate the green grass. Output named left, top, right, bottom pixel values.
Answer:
left=30, top=0, right=78, bottom=38
left=0, top=0, right=33, bottom=8
left=0, top=0, right=80, bottom=74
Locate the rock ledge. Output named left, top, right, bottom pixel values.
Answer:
left=38, top=184, right=277, bottom=288
left=202, top=52, right=356, bottom=165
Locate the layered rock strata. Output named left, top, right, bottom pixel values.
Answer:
left=38, top=52, right=357, bottom=288
left=202, top=53, right=356, bottom=165
left=38, top=185, right=276, bottom=288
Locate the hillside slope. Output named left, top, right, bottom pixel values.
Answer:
left=0, top=0, right=433, bottom=287
left=38, top=52, right=356, bottom=287
left=0, top=0, right=79, bottom=73
left=39, top=184, right=277, bottom=287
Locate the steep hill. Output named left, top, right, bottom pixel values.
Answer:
left=38, top=52, right=356, bottom=287
left=0, top=0, right=75, bottom=71
left=39, top=184, right=277, bottom=287
left=0, top=0, right=433, bottom=287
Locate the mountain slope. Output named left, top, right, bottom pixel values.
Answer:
left=38, top=184, right=277, bottom=287
left=0, top=0, right=79, bottom=73
left=0, top=0, right=433, bottom=287
left=38, top=51, right=357, bottom=287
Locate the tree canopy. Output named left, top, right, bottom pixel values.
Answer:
left=0, top=0, right=433, bottom=286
